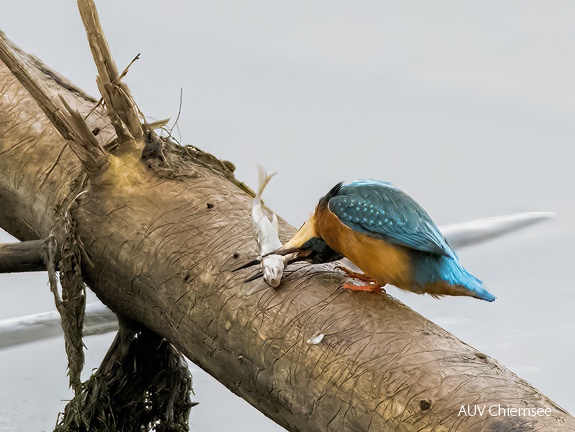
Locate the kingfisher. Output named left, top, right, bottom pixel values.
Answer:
left=268, top=180, right=496, bottom=302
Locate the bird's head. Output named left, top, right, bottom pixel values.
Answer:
left=272, top=182, right=344, bottom=261
left=233, top=183, right=347, bottom=275
left=233, top=214, right=343, bottom=277
left=317, top=181, right=343, bottom=212
left=270, top=215, right=343, bottom=263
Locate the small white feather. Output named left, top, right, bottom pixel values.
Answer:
left=307, top=332, right=325, bottom=345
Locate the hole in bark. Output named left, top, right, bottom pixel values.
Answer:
left=233, top=252, right=239, bottom=259
left=183, top=272, right=190, bottom=282
left=92, top=127, right=101, bottom=136
left=420, top=399, right=431, bottom=411
left=207, top=203, right=214, bottom=209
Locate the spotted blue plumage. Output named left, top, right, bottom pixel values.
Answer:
left=330, top=180, right=454, bottom=257
left=327, top=180, right=495, bottom=302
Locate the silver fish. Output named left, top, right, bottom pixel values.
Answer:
left=251, top=166, right=285, bottom=287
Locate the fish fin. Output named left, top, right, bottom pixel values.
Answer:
left=271, top=213, right=279, bottom=231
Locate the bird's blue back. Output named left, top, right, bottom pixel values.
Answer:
left=327, top=180, right=496, bottom=301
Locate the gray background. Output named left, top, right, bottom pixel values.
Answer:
left=0, top=1, right=574, bottom=431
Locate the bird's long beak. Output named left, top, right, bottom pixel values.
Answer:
left=232, top=216, right=317, bottom=272
left=277, top=216, right=317, bottom=253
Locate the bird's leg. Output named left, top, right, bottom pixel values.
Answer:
left=335, top=266, right=386, bottom=293
left=342, top=282, right=386, bottom=293
left=335, top=265, right=373, bottom=282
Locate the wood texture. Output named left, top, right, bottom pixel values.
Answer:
left=0, top=240, right=46, bottom=273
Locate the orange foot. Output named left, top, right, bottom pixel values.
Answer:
left=335, top=265, right=373, bottom=282
left=336, top=266, right=386, bottom=293
left=343, top=282, right=386, bottom=293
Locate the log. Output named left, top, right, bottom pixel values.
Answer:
left=0, top=11, right=573, bottom=432
left=0, top=240, right=47, bottom=273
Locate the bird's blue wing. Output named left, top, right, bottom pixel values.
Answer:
left=328, top=180, right=455, bottom=257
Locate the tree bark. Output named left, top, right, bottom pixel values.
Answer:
left=0, top=239, right=47, bottom=272
left=0, top=23, right=573, bottom=432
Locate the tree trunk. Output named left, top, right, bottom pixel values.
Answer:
left=0, top=13, right=574, bottom=432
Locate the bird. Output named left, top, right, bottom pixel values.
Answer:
left=268, top=180, right=496, bottom=302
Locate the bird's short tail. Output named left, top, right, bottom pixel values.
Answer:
left=441, top=257, right=496, bottom=302
left=415, top=255, right=496, bottom=302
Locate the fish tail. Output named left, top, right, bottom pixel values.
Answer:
left=256, top=165, right=277, bottom=204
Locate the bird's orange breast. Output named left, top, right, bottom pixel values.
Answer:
left=315, top=207, right=414, bottom=289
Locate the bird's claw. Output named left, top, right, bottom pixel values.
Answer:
left=335, top=265, right=375, bottom=283
left=342, top=282, right=386, bottom=293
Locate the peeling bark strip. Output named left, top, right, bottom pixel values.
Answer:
left=0, top=6, right=574, bottom=432
left=46, top=207, right=87, bottom=395
left=78, top=0, right=143, bottom=148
